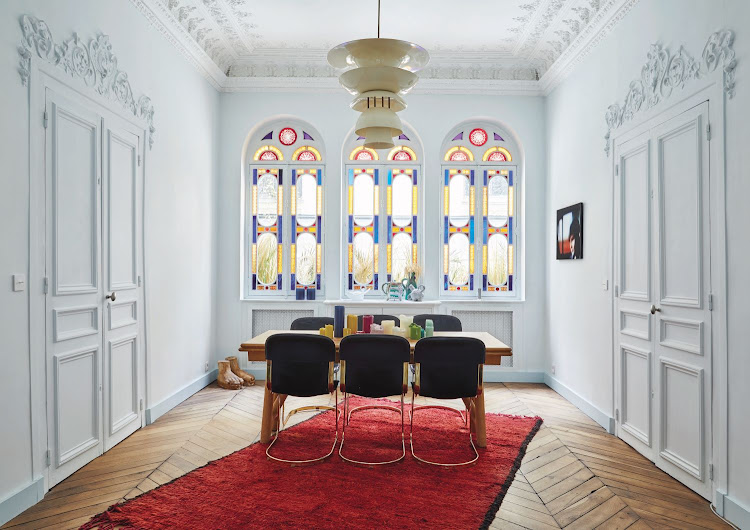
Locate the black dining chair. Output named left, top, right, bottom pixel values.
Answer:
left=339, top=334, right=411, bottom=466
left=290, top=316, right=334, bottom=330
left=265, top=333, right=338, bottom=465
left=357, top=314, right=400, bottom=329
left=411, top=337, right=485, bottom=467
left=413, top=314, right=462, bottom=331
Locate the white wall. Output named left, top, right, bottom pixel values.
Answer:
left=0, top=0, right=219, bottom=513
left=545, top=0, right=750, bottom=518
left=216, top=92, right=548, bottom=373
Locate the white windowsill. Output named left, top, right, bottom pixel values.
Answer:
left=323, top=299, right=441, bottom=307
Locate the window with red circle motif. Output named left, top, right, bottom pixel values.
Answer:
left=487, top=151, right=507, bottom=162
left=354, top=150, right=374, bottom=161
left=259, top=150, right=279, bottom=161
left=279, top=127, right=297, bottom=146
left=449, top=151, right=470, bottom=162
left=392, top=150, right=412, bottom=161
left=469, top=128, right=488, bottom=146
left=296, top=150, right=316, bottom=161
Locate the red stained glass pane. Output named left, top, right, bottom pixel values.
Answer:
left=297, top=150, right=317, bottom=161
left=469, top=128, right=488, bottom=146
left=449, top=151, right=469, bottom=162
left=279, top=127, right=297, bottom=146
left=354, top=150, right=374, bottom=161
left=488, top=151, right=507, bottom=161
left=259, top=150, right=278, bottom=161
left=392, top=150, right=412, bottom=161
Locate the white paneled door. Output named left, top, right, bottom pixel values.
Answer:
left=45, top=87, right=145, bottom=487
left=614, top=102, right=712, bottom=499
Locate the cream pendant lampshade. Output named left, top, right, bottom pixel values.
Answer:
left=328, top=1, right=428, bottom=151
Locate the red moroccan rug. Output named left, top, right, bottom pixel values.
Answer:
left=82, top=398, right=542, bottom=530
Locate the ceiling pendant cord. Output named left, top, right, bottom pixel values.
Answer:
left=377, top=0, right=381, bottom=38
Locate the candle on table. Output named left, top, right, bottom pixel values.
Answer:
left=370, top=323, right=384, bottom=334
left=400, top=314, right=413, bottom=329
left=343, top=327, right=351, bottom=337
left=346, top=314, right=358, bottom=333
left=325, top=324, right=334, bottom=338
left=425, top=319, right=434, bottom=337
left=362, top=315, right=374, bottom=333
left=319, top=327, right=326, bottom=336
left=334, top=305, right=345, bottom=338
left=382, top=320, right=395, bottom=334
left=295, top=288, right=305, bottom=300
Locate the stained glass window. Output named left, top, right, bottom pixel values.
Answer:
left=441, top=122, right=518, bottom=298
left=347, top=168, right=378, bottom=290
left=350, top=146, right=379, bottom=161
left=246, top=120, right=325, bottom=297
left=387, top=169, right=417, bottom=283
left=387, top=145, right=417, bottom=162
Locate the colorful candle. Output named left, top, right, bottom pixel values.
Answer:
left=319, top=327, right=326, bottom=336
left=382, top=320, right=395, bottom=334
left=370, top=323, right=384, bottom=334
left=343, top=328, right=351, bottom=337
left=346, top=314, right=358, bottom=333
left=425, top=319, right=434, bottom=337
left=400, top=314, right=413, bottom=329
left=334, top=305, right=345, bottom=338
left=362, top=315, right=374, bottom=333
left=325, top=324, right=334, bottom=338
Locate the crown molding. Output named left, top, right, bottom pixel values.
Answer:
left=128, top=0, right=227, bottom=90
left=539, top=0, right=641, bottom=94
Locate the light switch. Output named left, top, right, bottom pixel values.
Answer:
left=13, top=274, right=26, bottom=292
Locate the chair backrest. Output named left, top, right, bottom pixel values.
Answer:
left=357, top=314, right=400, bottom=329
left=413, top=337, right=485, bottom=399
left=413, top=314, right=462, bottom=331
left=290, top=316, right=334, bottom=330
left=265, top=334, right=336, bottom=397
left=339, top=335, right=410, bottom=398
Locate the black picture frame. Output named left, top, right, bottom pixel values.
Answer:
left=556, top=203, right=584, bottom=260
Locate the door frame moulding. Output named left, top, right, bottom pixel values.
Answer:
left=609, top=33, right=733, bottom=508
left=21, top=15, right=153, bottom=495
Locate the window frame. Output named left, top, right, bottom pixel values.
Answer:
left=440, top=158, right=520, bottom=300
left=342, top=160, right=423, bottom=298
left=244, top=161, right=325, bottom=299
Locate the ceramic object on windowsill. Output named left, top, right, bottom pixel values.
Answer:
left=408, top=285, right=425, bottom=302
left=346, top=289, right=368, bottom=301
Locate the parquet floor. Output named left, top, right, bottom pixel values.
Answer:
left=2, top=383, right=729, bottom=529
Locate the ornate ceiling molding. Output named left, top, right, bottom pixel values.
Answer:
left=18, top=14, right=157, bottom=149
left=604, top=30, right=737, bottom=155
left=126, top=0, right=638, bottom=94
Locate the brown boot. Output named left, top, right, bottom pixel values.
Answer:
left=217, top=360, right=243, bottom=390
left=226, top=356, right=255, bottom=386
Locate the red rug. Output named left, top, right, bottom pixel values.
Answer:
left=82, top=398, right=541, bottom=530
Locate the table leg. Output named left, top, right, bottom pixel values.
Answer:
left=472, top=393, right=487, bottom=448
left=260, top=385, right=274, bottom=444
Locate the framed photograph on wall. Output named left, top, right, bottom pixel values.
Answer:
left=556, top=203, right=583, bottom=260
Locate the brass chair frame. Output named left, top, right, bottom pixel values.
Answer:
left=338, top=360, right=408, bottom=466
left=409, top=363, right=483, bottom=467
left=265, top=360, right=339, bottom=466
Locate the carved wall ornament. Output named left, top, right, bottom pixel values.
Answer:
left=604, top=30, right=736, bottom=155
left=18, top=15, right=156, bottom=149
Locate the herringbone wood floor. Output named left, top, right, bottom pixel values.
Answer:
left=2, top=383, right=729, bottom=529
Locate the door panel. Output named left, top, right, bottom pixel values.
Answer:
left=102, top=118, right=143, bottom=451
left=652, top=102, right=711, bottom=498
left=45, top=88, right=103, bottom=487
left=614, top=131, right=654, bottom=460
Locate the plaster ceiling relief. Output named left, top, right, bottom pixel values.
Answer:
left=133, top=0, right=640, bottom=92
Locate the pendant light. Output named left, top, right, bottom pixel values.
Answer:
left=328, top=0, right=429, bottom=150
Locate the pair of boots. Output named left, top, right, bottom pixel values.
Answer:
left=218, top=356, right=255, bottom=390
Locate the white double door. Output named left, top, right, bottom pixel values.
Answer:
left=614, top=101, right=712, bottom=499
left=44, top=87, right=145, bottom=487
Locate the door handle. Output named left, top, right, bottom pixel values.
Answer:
left=106, top=292, right=116, bottom=302
left=650, top=304, right=661, bottom=315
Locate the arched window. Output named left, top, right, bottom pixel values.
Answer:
left=343, top=126, right=423, bottom=293
left=441, top=121, right=519, bottom=298
left=244, top=119, right=325, bottom=297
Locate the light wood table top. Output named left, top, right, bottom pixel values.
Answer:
left=240, top=330, right=512, bottom=365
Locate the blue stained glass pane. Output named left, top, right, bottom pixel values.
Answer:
left=387, top=217, right=392, bottom=242
left=374, top=274, right=379, bottom=290
left=470, top=277, right=474, bottom=290
left=444, top=169, right=450, bottom=186
left=508, top=275, right=513, bottom=291
left=444, top=220, right=449, bottom=244
left=316, top=274, right=321, bottom=289
left=470, top=170, right=475, bottom=186
left=494, top=132, right=504, bottom=141
left=374, top=169, right=379, bottom=185
left=413, top=170, right=418, bottom=185
left=508, top=218, right=513, bottom=244
left=469, top=218, right=475, bottom=243
left=291, top=169, right=296, bottom=185
left=277, top=274, right=282, bottom=289
left=317, top=218, right=322, bottom=243
left=261, top=131, right=273, bottom=141
left=509, top=170, right=513, bottom=186
left=278, top=217, right=283, bottom=243
left=348, top=169, right=354, bottom=185
left=413, top=217, right=418, bottom=243
left=452, top=132, right=463, bottom=141
left=443, top=275, right=449, bottom=290
left=483, top=219, right=488, bottom=244
left=317, top=169, right=322, bottom=185
left=348, top=217, right=353, bottom=242
left=374, top=220, right=379, bottom=242
left=303, top=131, right=314, bottom=141
left=348, top=276, right=353, bottom=290
left=291, top=273, right=296, bottom=286
left=252, top=276, right=257, bottom=289
left=387, top=170, right=392, bottom=185
left=483, top=276, right=487, bottom=290
left=253, top=168, right=258, bottom=185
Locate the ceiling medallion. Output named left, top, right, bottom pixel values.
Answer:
left=327, top=0, right=429, bottom=150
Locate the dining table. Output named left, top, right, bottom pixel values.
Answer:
left=239, top=330, right=512, bottom=448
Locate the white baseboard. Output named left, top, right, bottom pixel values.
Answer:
left=0, top=477, right=44, bottom=527
left=717, top=491, right=750, bottom=529
left=544, top=373, right=615, bottom=433
left=145, top=369, right=218, bottom=424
